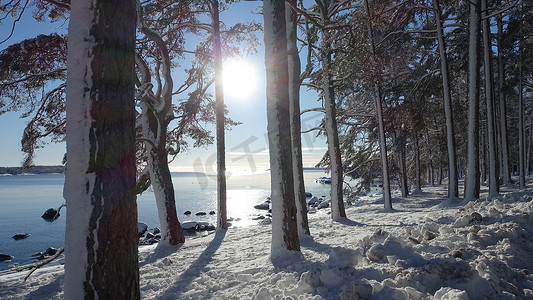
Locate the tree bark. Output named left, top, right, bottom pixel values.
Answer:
left=413, top=131, right=422, bottom=192
left=286, top=0, right=310, bottom=236
left=364, top=0, right=392, bottom=209
left=211, top=0, right=228, bottom=230
left=433, top=0, right=458, bottom=199
left=321, top=27, right=347, bottom=220
left=481, top=0, right=499, bottom=197
left=496, top=14, right=511, bottom=185
left=263, top=0, right=300, bottom=260
left=464, top=0, right=481, bottom=201
left=63, top=0, right=139, bottom=298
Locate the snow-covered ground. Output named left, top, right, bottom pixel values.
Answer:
left=1, top=182, right=533, bottom=299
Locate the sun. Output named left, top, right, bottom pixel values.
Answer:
left=222, top=59, right=257, bottom=100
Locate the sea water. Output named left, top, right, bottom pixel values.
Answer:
left=0, top=169, right=331, bottom=270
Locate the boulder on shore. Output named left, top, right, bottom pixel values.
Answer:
left=254, top=203, right=270, bottom=210
left=42, top=208, right=60, bottom=222
left=12, top=233, right=30, bottom=240
left=184, top=210, right=192, bottom=216
left=0, top=253, right=13, bottom=262
left=195, top=212, right=207, bottom=216
left=138, top=222, right=148, bottom=238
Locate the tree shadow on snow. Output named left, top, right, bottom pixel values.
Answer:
left=157, top=230, right=226, bottom=299
left=25, top=273, right=63, bottom=300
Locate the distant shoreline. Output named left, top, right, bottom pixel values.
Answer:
left=0, top=165, right=65, bottom=175
left=0, top=166, right=327, bottom=176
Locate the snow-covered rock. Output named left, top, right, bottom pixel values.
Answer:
left=137, top=222, right=148, bottom=237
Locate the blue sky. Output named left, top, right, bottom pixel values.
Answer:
left=0, top=1, right=327, bottom=172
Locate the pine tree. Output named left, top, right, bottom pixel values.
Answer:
left=263, top=0, right=301, bottom=261
left=63, top=0, right=139, bottom=297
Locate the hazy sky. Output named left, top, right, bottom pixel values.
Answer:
left=0, top=1, right=327, bottom=173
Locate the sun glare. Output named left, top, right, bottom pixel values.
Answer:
left=222, top=60, right=257, bottom=100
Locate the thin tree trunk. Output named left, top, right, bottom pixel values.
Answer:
left=526, top=117, right=533, bottom=175
left=464, top=0, right=481, bottom=201
left=518, top=3, right=526, bottom=188
left=364, top=0, right=392, bottom=210
left=433, top=0, right=458, bottom=199
left=263, top=0, right=300, bottom=260
left=64, top=0, right=139, bottom=298
left=497, top=14, right=511, bottom=184
left=321, top=29, right=347, bottom=220
left=481, top=0, right=499, bottom=196
left=286, top=0, right=310, bottom=236
left=211, top=0, right=228, bottom=230
left=413, top=131, right=422, bottom=192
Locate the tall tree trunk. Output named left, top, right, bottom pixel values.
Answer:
left=263, top=0, right=300, bottom=260
left=526, top=117, right=533, bottom=175
left=137, top=6, right=185, bottom=245
left=211, top=0, right=228, bottom=230
left=481, top=0, right=499, bottom=196
left=286, top=0, right=310, bottom=236
left=413, top=131, right=422, bottom=192
left=321, top=29, right=346, bottom=220
left=518, top=3, right=526, bottom=188
left=364, top=0, right=392, bottom=210
left=395, top=129, right=408, bottom=197
left=464, top=0, right=481, bottom=201
left=518, top=50, right=526, bottom=188
left=497, top=14, right=511, bottom=185
left=433, top=0, right=458, bottom=199
left=64, top=0, right=139, bottom=298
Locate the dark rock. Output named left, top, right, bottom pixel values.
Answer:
left=42, top=208, right=60, bottom=222
left=45, top=247, right=58, bottom=256
left=12, top=233, right=30, bottom=240
left=184, top=210, right=192, bottom=216
left=254, top=203, right=269, bottom=210
left=153, top=227, right=161, bottom=234
left=209, top=211, right=216, bottom=215
left=182, top=221, right=199, bottom=231
left=305, top=192, right=312, bottom=198
left=424, top=230, right=437, bottom=241
left=451, top=250, right=463, bottom=258
left=469, top=212, right=483, bottom=224
left=195, top=212, right=207, bottom=216
left=146, top=232, right=155, bottom=239
left=138, top=222, right=148, bottom=238
left=0, top=254, right=14, bottom=262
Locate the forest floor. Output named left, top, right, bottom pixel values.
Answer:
left=1, top=180, right=533, bottom=299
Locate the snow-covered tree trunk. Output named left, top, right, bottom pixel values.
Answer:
left=464, top=0, right=481, bottom=201
left=212, top=0, right=228, bottom=230
left=481, top=0, right=499, bottom=197
left=63, top=0, right=140, bottom=298
left=321, top=27, right=347, bottom=220
left=146, top=136, right=185, bottom=246
left=286, top=0, right=310, bottom=236
left=137, top=6, right=185, bottom=245
left=263, top=0, right=300, bottom=261
left=433, top=0, right=458, bottom=199
left=364, top=0, right=392, bottom=210
left=497, top=14, right=511, bottom=185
